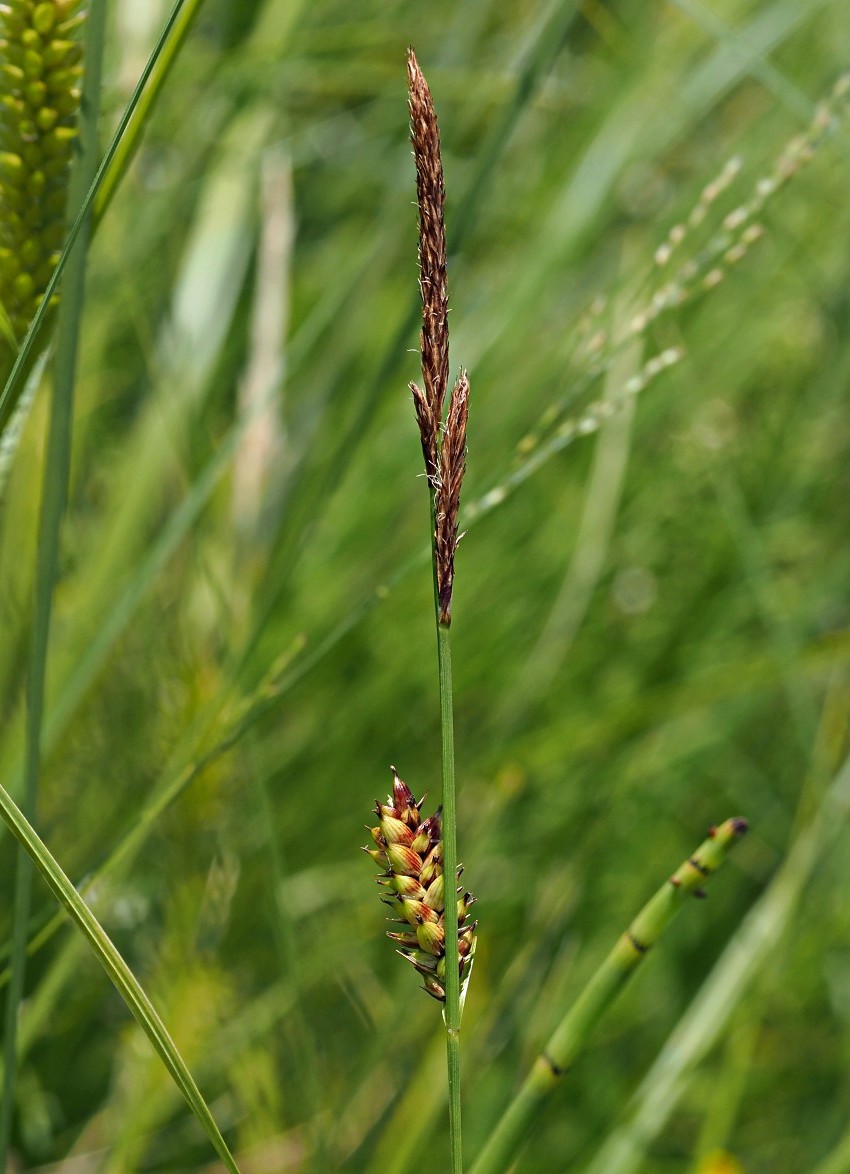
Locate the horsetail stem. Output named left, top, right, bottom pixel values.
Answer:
left=470, top=818, right=749, bottom=1174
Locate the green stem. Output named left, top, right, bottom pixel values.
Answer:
left=429, top=498, right=463, bottom=1172
left=437, top=620, right=462, bottom=1172
left=0, top=2, right=106, bottom=1162
left=92, top=0, right=207, bottom=223
left=469, top=817, right=749, bottom=1174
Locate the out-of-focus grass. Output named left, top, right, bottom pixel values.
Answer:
left=1, top=0, right=849, bottom=1169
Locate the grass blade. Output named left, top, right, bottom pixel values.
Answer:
left=0, top=780, right=240, bottom=1172
left=0, top=1, right=107, bottom=1159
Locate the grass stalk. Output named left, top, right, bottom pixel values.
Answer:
left=469, top=817, right=749, bottom=1174
left=0, top=1, right=106, bottom=1160
left=92, top=0, right=208, bottom=222
left=436, top=610, right=462, bottom=1170
left=406, top=49, right=472, bottom=1170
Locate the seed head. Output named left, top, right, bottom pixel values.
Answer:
left=407, top=47, right=448, bottom=480
left=435, top=369, right=469, bottom=625
left=0, top=0, right=87, bottom=383
left=364, top=766, right=476, bottom=1003
left=407, top=49, right=470, bottom=627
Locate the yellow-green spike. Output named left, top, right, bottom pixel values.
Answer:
left=0, top=0, right=86, bottom=380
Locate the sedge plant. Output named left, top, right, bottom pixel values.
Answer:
left=365, top=49, right=474, bottom=1173
left=1, top=11, right=846, bottom=1170
left=366, top=51, right=753, bottom=1174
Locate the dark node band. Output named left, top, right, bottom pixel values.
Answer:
left=542, top=1052, right=568, bottom=1078
left=626, top=931, right=649, bottom=954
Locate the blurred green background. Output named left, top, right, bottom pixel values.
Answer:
left=2, top=0, right=850, bottom=1169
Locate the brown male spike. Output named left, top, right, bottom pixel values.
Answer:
left=407, top=47, right=469, bottom=628
left=436, top=369, right=469, bottom=624
left=407, top=47, right=448, bottom=480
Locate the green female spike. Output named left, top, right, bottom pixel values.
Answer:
left=0, top=0, right=86, bottom=384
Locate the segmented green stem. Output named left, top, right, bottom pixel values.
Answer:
left=470, top=817, right=749, bottom=1174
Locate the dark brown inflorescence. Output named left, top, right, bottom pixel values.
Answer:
left=407, top=48, right=469, bottom=627
left=407, top=46, right=447, bottom=480
left=364, top=766, right=476, bottom=1002
left=435, top=368, right=468, bottom=625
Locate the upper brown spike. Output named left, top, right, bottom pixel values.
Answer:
left=406, top=50, right=470, bottom=627
left=435, top=370, right=469, bottom=625
left=407, top=47, right=449, bottom=478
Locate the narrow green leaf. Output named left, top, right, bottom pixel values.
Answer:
left=0, top=1, right=108, bottom=1161
left=0, top=781, right=240, bottom=1173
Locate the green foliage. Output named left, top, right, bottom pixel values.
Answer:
left=1, top=0, right=850, bottom=1170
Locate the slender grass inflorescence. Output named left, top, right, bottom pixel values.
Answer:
left=629, top=74, right=850, bottom=338
left=0, top=0, right=86, bottom=385
left=512, top=70, right=850, bottom=479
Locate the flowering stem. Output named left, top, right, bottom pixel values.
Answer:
left=425, top=481, right=463, bottom=1168
left=408, top=46, right=468, bottom=1169
left=470, top=817, right=749, bottom=1174
left=436, top=614, right=462, bottom=1172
